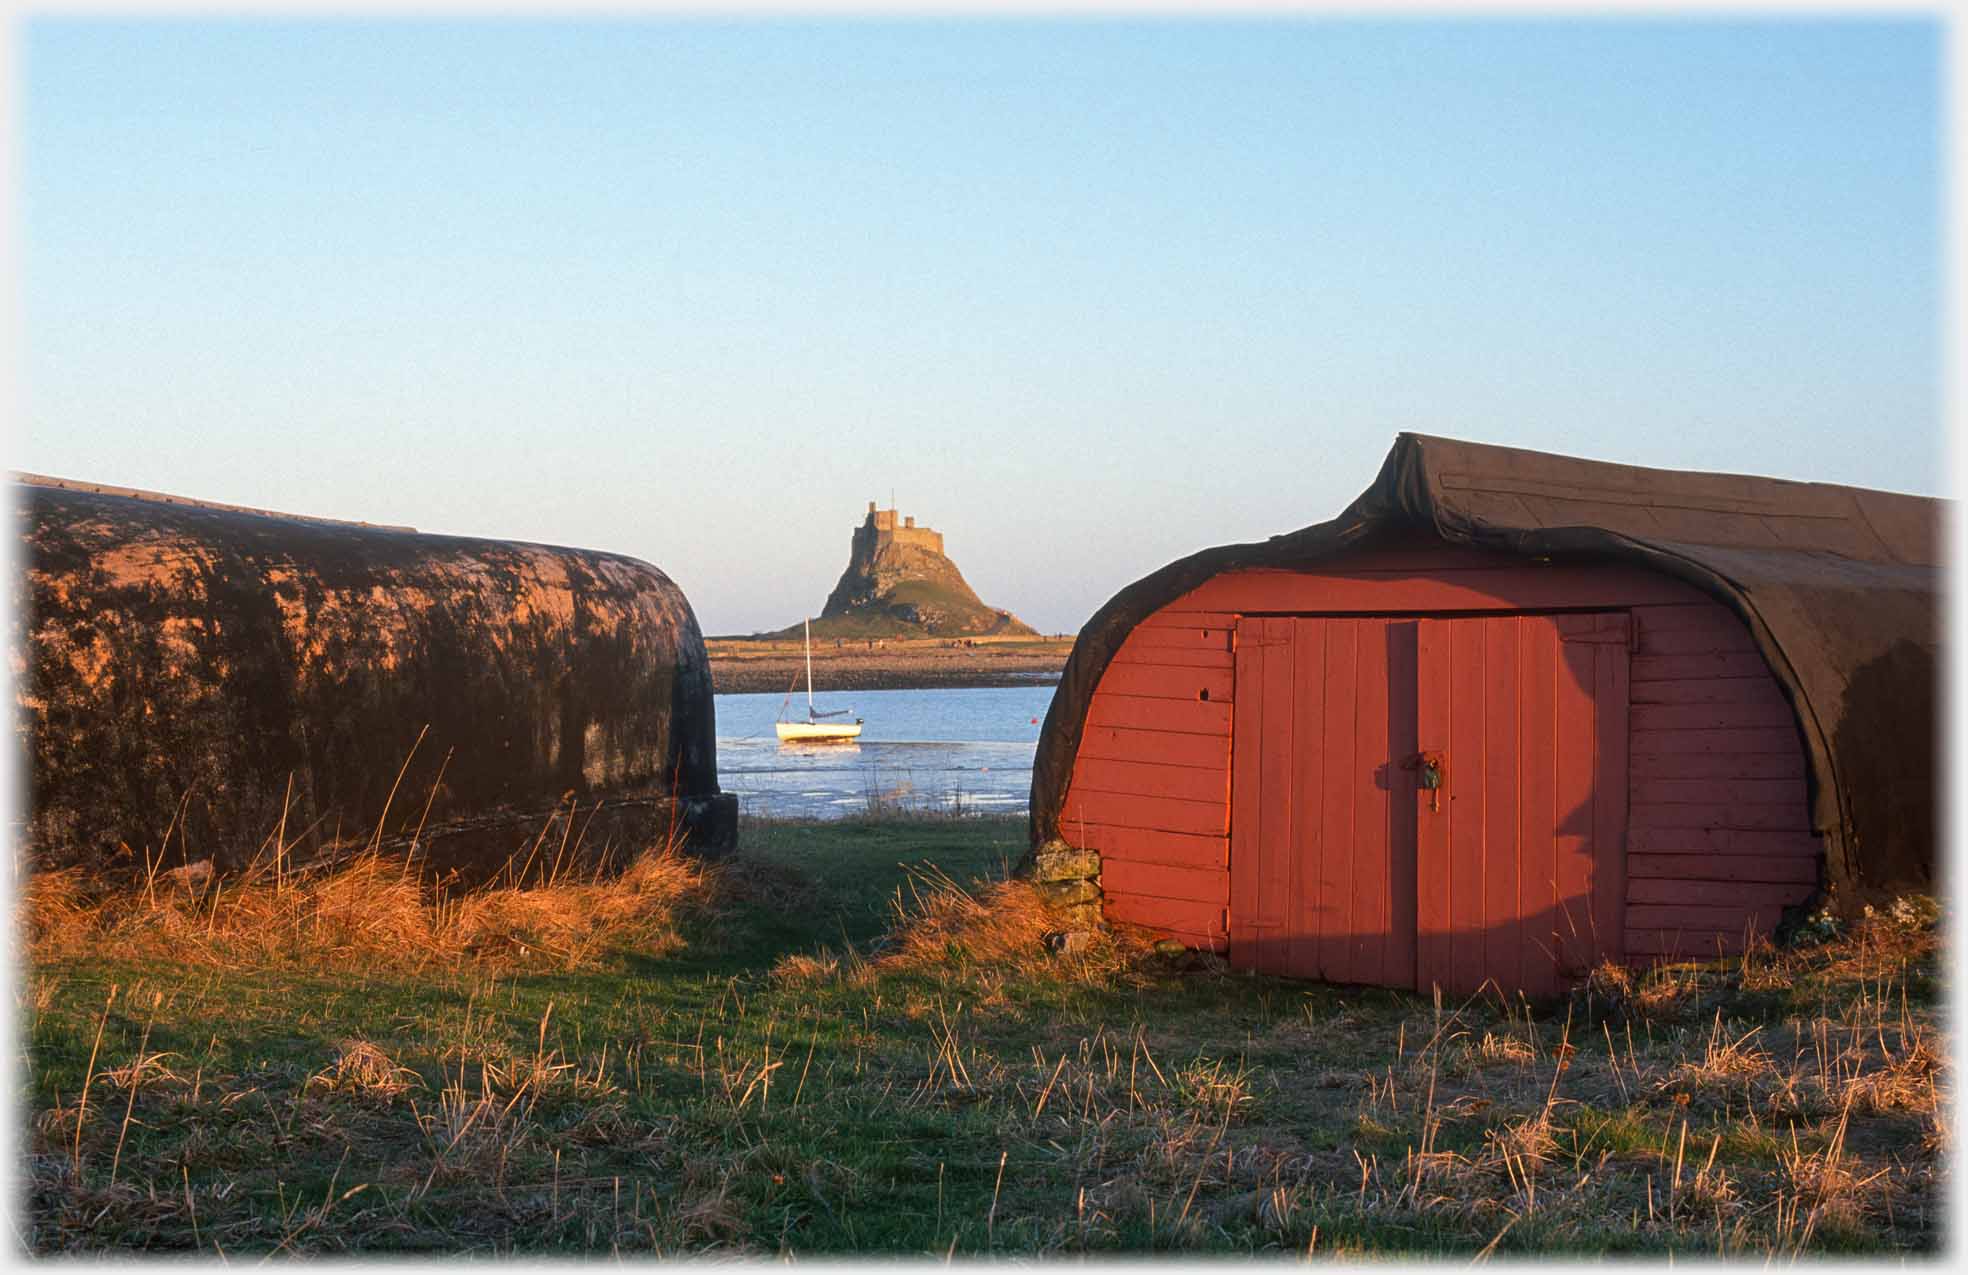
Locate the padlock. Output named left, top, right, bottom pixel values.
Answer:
left=1422, top=756, right=1443, bottom=812
left=1401, top=750, right=1447, bottom=812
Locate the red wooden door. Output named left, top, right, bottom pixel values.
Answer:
left=1230, top=611, right=1630, bottom=998
left=1414, top=613, right=1630, bottom=999
left=1229, top=616, right=1417, bottom=985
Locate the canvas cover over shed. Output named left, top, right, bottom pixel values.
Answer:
left=1030, top=435, right=1940, bottom=987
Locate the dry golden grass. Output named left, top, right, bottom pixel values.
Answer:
left=1839, top=1030, right=1942, bottom=1115
left=309, top=1040, right=423, bottom=1098
left=21, top=803, right=1946, bottom=1259
left=1667, top=1013, right=1773, bottom=1091
left=873, top=862, right=1154, bottom=982
left=876, top=864, right=1062, bottom=973
left=21, top=868, right=94, bottom=948
left=1775, top=1102, right=1888, bottom=1241
left=23, top=840, right=722, bottom=974
left=770, top=950, right=842, bottom=983
left=1474, top=1031, right=1537, bottom=1067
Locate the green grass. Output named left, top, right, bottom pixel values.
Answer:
left=22, top=816, right=1946, bottom=1256
left=746, top=579, right=1037, bottom=639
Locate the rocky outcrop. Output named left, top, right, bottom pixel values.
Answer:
left=789, top=504, right=1035, bottom=639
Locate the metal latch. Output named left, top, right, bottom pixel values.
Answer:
left=1401, top=750, right=1447, bottom=812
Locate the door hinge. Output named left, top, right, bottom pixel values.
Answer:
left=1232, top=618, right=1291, bottom=648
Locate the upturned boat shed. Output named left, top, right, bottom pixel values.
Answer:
left=18, top=474, right=738, bottom=880
left=1030, top=435, right=1941, bottom=997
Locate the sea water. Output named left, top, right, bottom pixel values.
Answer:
left=714, top=684, right=1057, bottom=819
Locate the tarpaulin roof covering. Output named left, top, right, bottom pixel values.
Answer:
left=1032, top=434, right=1944, bottom=897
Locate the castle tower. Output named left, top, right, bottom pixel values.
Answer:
left=858, top=501, right=942, bottom=555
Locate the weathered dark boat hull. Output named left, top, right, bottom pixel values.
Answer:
left=16, top=475, right=736, bottom=879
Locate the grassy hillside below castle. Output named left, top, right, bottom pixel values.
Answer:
left=758, top=580, right=1034, bottom=642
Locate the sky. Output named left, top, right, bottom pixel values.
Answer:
left=16, top=17, right=1944, bottom=637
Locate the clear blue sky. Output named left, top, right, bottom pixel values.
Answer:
left=19, top=18, right=1942, bottom=636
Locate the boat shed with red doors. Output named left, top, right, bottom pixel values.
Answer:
left=1029, top=435, right=1941, bottom=998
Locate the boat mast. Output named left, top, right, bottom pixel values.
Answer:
left=804, top=617, right=815, bottom=719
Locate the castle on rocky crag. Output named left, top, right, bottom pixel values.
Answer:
left=763, top=501, right=1035, bottom=639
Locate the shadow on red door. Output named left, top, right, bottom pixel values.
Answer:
left=1229, top=612, right=1630, bottom=999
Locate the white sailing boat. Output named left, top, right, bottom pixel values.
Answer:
left=776, top=619, right=864, bottom=742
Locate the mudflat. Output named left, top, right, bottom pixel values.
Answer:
left=707, top=634, right=1075, bottom=693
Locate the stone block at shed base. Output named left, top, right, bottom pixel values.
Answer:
left=1028, top=839, right=1103, bottom=930
left=1033, top=877, right=1099, bottom=909
left=1031, top=845, right=1101, bottom=883
left=1033, top=878, right=1101, bottom=930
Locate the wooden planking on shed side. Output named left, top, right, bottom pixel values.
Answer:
left=1631, top=727, right=1802, bottom=756
left=1590, top=617, right=1633, bottom=970
left=1633, top=652, right=1784, bottom=682
left=1076, top=725, right=1229, bottom=771
left=1086, top=693, right=1232, bottom=735
left=1634, top=778, right=1807, bottom=806
left=1627, top=827, right=1820, bottom=856
left=1109, top=643, right=1234, bottom=670
left=1630, top=752, right=1804, bottom=781
left=1065, top=789, right=1226, bottom=838
left=1135, top=608, right=1237, bottom=629
left=1114, top=626, right=1233, bottom=662
left=1128, top=610, right=1237, bottom=647
left=1631, top=702, right=1795, bottom=732
left=1070, top=757, right=1229, bottom=805
left=1630, top=676, right=1792, bottom=706
left=1060, top=603, right=1233, bottom=947
left=1104, top=892, right=1228, bottom=951
left=1623, top=599, right=1820, bottom=958
left=1059, top=821, right=1224, bottom=870
left=1629, top=852, right=1818, bottom=883
left=1095, top=663, right=1234, bottom=702
left=1102, top=858, right=1228, bottom=905
left=1628, top=902, right=1783, bottom=932
left=1630, top=802, right=1812, bottom=832
left=1627, top=878, right=1815, bottom=907
left=1628, top=929, right=1752, bottom=958
left=1640, top=626, right=1763, bottom=656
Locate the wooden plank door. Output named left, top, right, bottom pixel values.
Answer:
left=1229, top=617, right=1293, bottom=973
left=1414, top=613, right=1630, bottom=1000
left=1229, top=616, right=1417, bottom=984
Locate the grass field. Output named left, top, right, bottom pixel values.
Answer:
left=21, top=816, right=1946, bottom=1256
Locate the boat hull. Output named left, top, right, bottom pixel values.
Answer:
left=775, top=721, right=863, bottom=743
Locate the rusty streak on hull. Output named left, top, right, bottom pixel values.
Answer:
left=16, top=475, right=736, bottom=878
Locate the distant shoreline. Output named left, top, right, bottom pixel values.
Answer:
left=706, top=635, right=1074, bottom=695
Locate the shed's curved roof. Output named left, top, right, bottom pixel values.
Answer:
left=1031, top=434, right=1943, bottom=897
